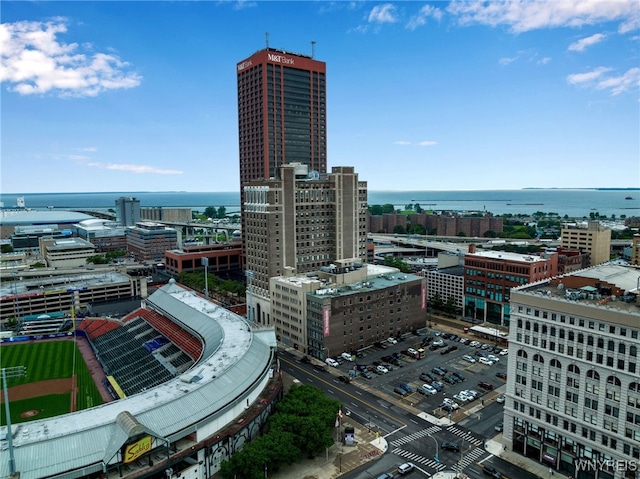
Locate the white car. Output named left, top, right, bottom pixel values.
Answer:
left=442, top=398, right=460, bottom=409
left=341, top=352, right=354, bottom=361
left=499, top=349, right=509, bottom=356
left=432, top=339, right=445, bottom=347
left=462, top=354, right=477, bottom=363
left=496, top=395, right=506, bottom=404
left=469, top=341, right=480, bottom=348
left=487, top=354, right=500, bottom=362
left=375, top=365, right=389, bottom=374
left=398, top=462, right=415, bottom=475
left=407, top=347, right=418, bottom=356
left=387, top=337, right=398, bottom=344
left=454, top=392, right=472, bottom=402
left=420, top=384, right=437, bottom=395
left=479, top=357, right=494, bottom=365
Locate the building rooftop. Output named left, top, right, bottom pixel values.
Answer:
left=468, top=249, right=549, bottom=263
left=0, top=210, right=94, bottom=225
left=514, top=263, right=640, bottom=316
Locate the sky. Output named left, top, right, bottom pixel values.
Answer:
left=1, top=1, right=639, bottom=194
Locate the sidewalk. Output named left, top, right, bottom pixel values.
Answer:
left=485, top=435, right=570, bottom=479
left=269, top=418, right=388, bottom=479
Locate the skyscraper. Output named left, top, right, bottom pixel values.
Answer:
left=236, top=47, right=327, bottom=187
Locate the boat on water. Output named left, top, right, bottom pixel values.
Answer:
left=626, top=196, right=633, bottom=200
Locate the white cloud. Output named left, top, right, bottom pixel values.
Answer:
left=394, top=140, right=411, bottom=145
left=538, top=57, right=551, bottom=65
left=368, top=4, right=398, bottom=24
left=87, top=162, right=183, bottom=175
left=406, top=5, right=443, bottom=31
left=595, top=67, right=640, bottom=95
left=418, top=141, right=438, bottom=146
left=567, top=66, right=612, bottom=85
left=0, top=19, right=142, bottom=97
left=447, top=0, right=640, bottom=34
left=499, top=56, right=517, bottom=65
left=567, top=66, right=639, bottom=95
left=568, top=33, right=607, bottom=52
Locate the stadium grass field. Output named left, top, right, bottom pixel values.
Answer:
left=1, top=394, right=72, bottom=424
left=0, top=339, right=103, bottom=424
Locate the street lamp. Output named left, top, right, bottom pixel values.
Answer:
left=427, top=433, right=439, bottom=464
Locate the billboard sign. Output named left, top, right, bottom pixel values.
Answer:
left=124, top=436, right=152, bottom=464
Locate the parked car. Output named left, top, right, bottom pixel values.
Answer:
left=443, top=375, right=457, bottom=384
left=313, top=364, right=327, bottom=372
left=335, top=356, right=345, bottom=365
left=487, top=354, right=500, bottom=362
left=496, top=395, right=506, bottom=404
left=399, top=383, right=414, bottom=393
left=432, top=339, right=445, bottom=347
left=454, top=391, right=472, bottom=402
left=398, top=462, right=415, bottom=475
left=466, top=389, right=481, bottom=399
left=480, top=343, right=490, bottom=350
left=341, top=352, right=353, bottom=361
left=462, top=354, right=477, bottom=363
left=479, top=357, right=494, bottom=365
left=326, top=358, right=339, bottom=367
left=387, top=337, right=398, bottom=344
left=301, top=355, right=312, bottom=364
left=375, top=341, right=388, bottom=349
left=419, top=383, right=437, bottom=395
left=442, top=398, right=460, bottom=409
left=420, top=372, right=433, bottom=382
left=361, top=371, right=374, bottom=379
left=496, top=372, right=508, bottom=379
left=382, top=363, right=394, bottom=371
left=478, top=381, right=494, bottom=390
left=375, top=365, right=389, bottom=374
left=432, top=367, right=448, bottom=376
left=442, top=441, right=460, bottom=452
left=495, top=422, right=504, bottom=432
left=440, top=346, right=454, bottom=355
left=469, top=341, right=480, bottom=347
left=441, top=403, right=456, bottom=412
left=432, top=381, right=444, bottom=391
left=394, top=386, right=408, bottom=396
left=452, top=371, right=465, bottom=381
left=459, top=338, right=469, bottom=345
left=499, top=349, right=509, bottom=355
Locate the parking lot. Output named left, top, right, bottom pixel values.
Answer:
left=325, top=330, right=508, bottom=416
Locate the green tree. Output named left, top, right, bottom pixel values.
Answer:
left=1, top=244, right=14, bottom=253
left=415, top=204, right=423, bottom=213
left=204, top=206, right=217, bottom=218
left=393, top=225, right=406, bottom=235
left=217, top=206, right=227, bottom=219
left=404, top=204, right=414, bottom=211
left=383, top=256, right=411, bottom=273
left=382, top=203, right=395, bottom=214
left=408, top=224, right=426, bottom=235
left=369, top=204, right=383, bottom=215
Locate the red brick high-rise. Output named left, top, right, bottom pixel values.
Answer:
left=237, top=47, right=327, bottom=189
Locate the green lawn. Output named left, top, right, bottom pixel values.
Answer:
left=0, top=394, right=71, bottom=424
left=0, top=340, right=103, bottom=423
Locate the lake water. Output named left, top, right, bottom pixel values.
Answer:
left=1, top=189, right=638, bottom=219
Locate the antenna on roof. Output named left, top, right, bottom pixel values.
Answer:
left=265, top=32, right=269, bottom=49
left=311, top=40, right=316, bottom=58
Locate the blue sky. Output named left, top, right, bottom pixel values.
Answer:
left=1, top=1, right=638, bottom=194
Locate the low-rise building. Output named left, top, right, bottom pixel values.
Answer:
left=560, top=221, right=611, bottom=267
left=40, top=237, right=96, bottom=268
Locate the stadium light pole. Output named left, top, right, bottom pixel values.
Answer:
left=245, top=270, right=254, bottom=323
left=202, top=257, right=209, bottom=299
left=3, top=365, right=27, bottom=479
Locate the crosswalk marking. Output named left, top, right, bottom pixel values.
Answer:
left=446, top=425, right=483, bottom=446
left=452, top=447, right=487, bottom=472
left=389, top=425, right=442, bottom=447
left=392, top=447, right=446, bottom=471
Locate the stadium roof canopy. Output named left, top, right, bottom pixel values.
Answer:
left=0, top=279, right=276, bottom=479
left=0, top=210, right=95, bottom=226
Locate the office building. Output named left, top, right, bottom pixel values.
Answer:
left=127, top=221, right=179, bottom=262
left=270, top=261, right=425, bottom=358
left=464, top=244, right=558, bottom=326
left=237, top=47, right=326, bottom=188
left=244, top=163, right=368, bottom=325
left=505, top=264, right=640, bottom=479
left=39, top=237, right=96, bottom=268
left=560, top=221, right=611, bottom=267
left=631, top=233, right=640, bottom=266
left=115, top=196, right=141, bottom=226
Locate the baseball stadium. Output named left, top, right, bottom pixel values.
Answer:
left=0, top=278, right=281, bottom=479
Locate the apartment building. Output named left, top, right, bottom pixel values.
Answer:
left=244, top=163, right=368, bottom=326
left=127, top=221, right=179, bottom=263
left=505, top=264, right=640, bottom=479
